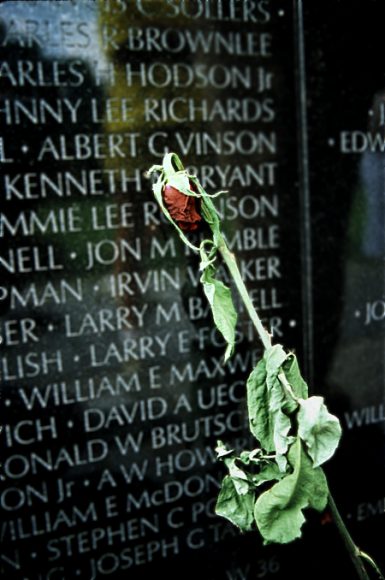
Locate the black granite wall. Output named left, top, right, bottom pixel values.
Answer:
left=0, top=1, right=384, bottom=579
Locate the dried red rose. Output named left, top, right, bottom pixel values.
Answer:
left=163, top=183, right=201, bottom=232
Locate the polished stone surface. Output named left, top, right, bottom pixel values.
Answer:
left=0, top=1, right=384, bottom=578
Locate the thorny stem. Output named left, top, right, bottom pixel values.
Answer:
left=218, top=227, right=381, bottom=580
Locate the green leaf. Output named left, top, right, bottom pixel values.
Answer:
left=215, top=475, right=255, bottom=532
left=221, top=448, right=283, bottom=488
left=215, top=440, right=234, bottom=459
left=246, top=359, right=272, bottom=449
left=297, top=396, right=342, bottom=467
left=254, top=438, right=328, bottom=544
left=224, top=458, right=251, bottom=495
left=281, top=352, right=309, bottom=403
left=217, top=443, right=278, bottom=493
left=162, top=151, right=185, bottom=175
left=200, top=195, right=222, bottom=246
left=201, top=267, right=237, bottom=362
left=247, top=346, right=296, bottom=471
left=239, top=448, right=263, bottom=464
left=265, top=344, right=287, bottom=371
left=167, top=172, right=195, bottom=197
left=252, top=462, right=286, bottom=487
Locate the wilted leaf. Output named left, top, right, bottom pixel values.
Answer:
left=224, top=458, right=251, bottom=495
left=215, top=440, right=234, bottom=459
left=246, top=359, right=273, bottom=450
left=254, top=438, right=328, bottom=544
left=239, top=448, right=263, bottom=464
left=281, top=352, right=309, bottom=406
left=252, top=462, right=285, bottom=487
left=265, top=344, right=287, bottom=372
left=167, top=172, right=193, bottom=197
left=201, top=267, right=237, bottom=362
left=247, top=346, right=296, bottom=471
left=298, top=396, right=342, bottom=467
left=215, top=476, right=255, bottom=532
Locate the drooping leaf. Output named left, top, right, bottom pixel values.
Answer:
left=222, top=449, right=283, bottom=488
left=265, top=344, right=288, bottom=372
left=224, top=457, right=251, bottom=495
left=215, top=440, right=234, bottom=459
left=216, top=442, right=252, bottom=494
left=215, top=475, right=255, bottom=532
left=297, top=396, right=342, bottom=467
left=281, top=352, right=309, bottom=405
left=239, top=448, right=263, bottom=464
left=254, top=438, right=328, bottom=544
left=252, top=462, right=286, bottom=487
left=266, top=346, right=301, bottom=414
left=167, top=172, right=195, bottom=197
left=246, top=359, right=273, bottom=450
left=201, top=267, right=237, bottom=362
left=247, top=345, right=296, bottom=471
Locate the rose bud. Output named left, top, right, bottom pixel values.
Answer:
left=163, top=182, right=201, bottom=232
